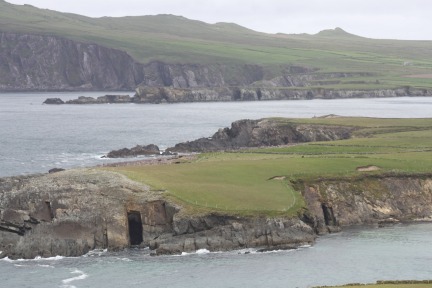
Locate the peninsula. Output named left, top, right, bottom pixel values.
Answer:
left=1, top=117, right=431, bottom=259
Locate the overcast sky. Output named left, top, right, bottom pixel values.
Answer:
left=7, top=0, right=432, bottom=40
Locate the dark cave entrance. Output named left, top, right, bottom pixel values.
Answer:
left=321, top=203, right=337, bottom=226
left=127, top=211, right=143, bottom=246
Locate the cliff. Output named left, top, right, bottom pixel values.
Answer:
left=1, top=169, right=431, bottom=259
left=4, top=31, right=432, bottom=100
left=0, top=32, right=146, bottom=91
left=299, top=174, right=432, bottom=234
left=0, top=31, right=274, bottom=92
left=0, top=169, right=315, bottom=259
left=134, top=86, right=432, bottom=103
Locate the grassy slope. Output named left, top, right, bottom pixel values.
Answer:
left=107, top=118, right=432, bottom=215
left=1, top=1, right=432, bottom=89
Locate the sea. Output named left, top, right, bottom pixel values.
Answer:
left=1, top=92, right=432, bottom=287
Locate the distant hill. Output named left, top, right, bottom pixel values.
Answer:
left=1, top=0, right=432, bottom=92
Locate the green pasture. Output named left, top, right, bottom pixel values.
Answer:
left=107, top=118, right=432, bottom=215
left=1, top=1, right=432, bottom=88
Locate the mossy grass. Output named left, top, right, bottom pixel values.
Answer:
left=105, top=117, right=432, bottom=215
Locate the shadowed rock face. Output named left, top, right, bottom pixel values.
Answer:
left=0, top=32, right=145, bottom=91
left=299, top=175, right=432, bottom=234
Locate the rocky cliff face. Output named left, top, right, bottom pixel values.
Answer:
left=167, top=118, right=356, bottom=153
left=1, top=169, right=430, bottom=259
left=134, top=86, right=432, bottom=103
left=299, top=174, right=432, bottom=234
left=0, top=169, right=315, bottom=259
left=0, top=32, right=146, bottom=91
left=0, top=32, right=270, bottom=92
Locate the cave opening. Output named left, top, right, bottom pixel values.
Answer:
left=127, top=211, right=143, bottom=246
left=321, top=203, right=337, bottom=226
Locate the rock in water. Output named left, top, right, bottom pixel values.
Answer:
left=106, top=144, right=160, bottom=158
left=43, top=98, right=64, bottom=104
left=48, top=168, right=65, bottom=174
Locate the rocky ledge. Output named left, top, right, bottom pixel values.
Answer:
left=1, top=168, right=431, bottom=259
left=44, top=95, right=132, bottom=105
left=43, top=87, right=432, bottom=105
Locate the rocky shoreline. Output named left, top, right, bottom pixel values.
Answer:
left=102, top=118, right=356, bottom=158
left=43, top=87, right=432, bottom=105
left=1, top=167, right=431, bottom=259
left=1, top=118, right=432, bottom=259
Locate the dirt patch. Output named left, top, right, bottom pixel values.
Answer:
left=356, top=165, right=381, bottom=172
left=268, top=176, right=287, bottom=180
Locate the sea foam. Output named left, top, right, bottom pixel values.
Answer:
left=61, top=269, right=89, bottom=288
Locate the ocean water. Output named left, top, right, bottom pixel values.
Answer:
left=0, top=92, right=431, bottom=177
left=1, top=93, right=432, bottom=287
left=1, top=223, right=432, bottom=288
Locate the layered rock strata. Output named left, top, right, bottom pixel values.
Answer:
left=1, top=169, right=431, bottom=259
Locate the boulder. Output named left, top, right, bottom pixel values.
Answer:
left=43, top=98, right=64, bottom=104
left=48, top=168, right=65, bottom=174
left=66, top=96, right=99, bottom=104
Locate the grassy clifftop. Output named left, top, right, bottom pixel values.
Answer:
left=1, top=1, right=432, bottom=89
left=106, top=117, right=432, bottom=215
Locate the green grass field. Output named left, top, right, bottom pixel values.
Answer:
left=106, top=118, right=432, bottom=215
left=1, top=1, right=432, bottom=89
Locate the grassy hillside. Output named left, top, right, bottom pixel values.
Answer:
left=1, top=1, right=432, bottom=89
left=106, top=118, right=432, bottom=215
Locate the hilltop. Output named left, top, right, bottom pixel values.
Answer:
left=1, top=0, right=432, bottom=92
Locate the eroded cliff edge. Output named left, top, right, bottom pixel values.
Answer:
left=4, top=31, right=432, bottom=100
left=0, top=168, right=431, bottom=259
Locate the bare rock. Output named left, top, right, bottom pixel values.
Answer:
left=106, top=144, right=160, bottom=158
left=43, top=98, right=64, bottom=104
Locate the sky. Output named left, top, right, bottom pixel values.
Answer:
left=6, top=0, right=432, bottom=40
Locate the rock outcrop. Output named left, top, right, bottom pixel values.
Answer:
left=0, top=169, right=316, bottom=259
left=65, top=95, right=132, bottom=104
left=0, top=32, right=145, bottom=91
left=133, top=86, right=432, bottom=103
left=106, top=144, right=160, bottom=158
left=1, top=169, right=431, bottom=259
left=298, top=174, right=432, bottom=234
left=167, top=118, right=356, bottom=153
left=43, top=98, right=64, bottom=105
